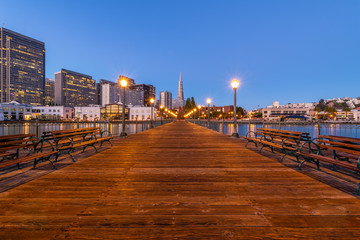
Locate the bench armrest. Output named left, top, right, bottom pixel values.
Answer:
left=299, top=140, right=321, bottom=155
left=282, top=137, right=300, bottom=150
left=37, top=139, right=55, bottom=152
left=101, top=130, right=112, bottom=137
left=55, top=136, right=74, bottom=150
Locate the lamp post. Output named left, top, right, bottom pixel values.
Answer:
left=207, top=98, right=211, bottom=127
left=119, top=79, right=128, bottom=137
left=193, top=108, right=197, bottom=119
left=160, top=105, right=163, bottom=125
left=150, top=98, right=155, bottom=128
left=198, top=105, right=201, bottom=122
left=231, top=79, right=240, bottom=138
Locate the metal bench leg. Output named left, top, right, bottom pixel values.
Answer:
left=92, top=144, right=98, bottom=153
left=280, top=153, right=287, bottom=163
left=356, top=183, right=360, bottom=195
left=33, top=158, right=38, bottom=169
left=69, top=152, right=76, bottom=162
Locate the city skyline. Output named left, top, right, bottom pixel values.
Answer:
left=0, top=0, right=359, bottom=109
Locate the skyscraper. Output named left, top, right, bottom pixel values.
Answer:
left=44, top=78, right=55, bottom=105
left=54, top=69, right=96, bottom=107
left=173, top=72, right=185, bottom=108
left=159, top=91, right=172, bottom=109
left=0, top=28, right=45, bottom=105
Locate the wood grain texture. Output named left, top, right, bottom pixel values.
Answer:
left=0, top=121, right=360, bottom=239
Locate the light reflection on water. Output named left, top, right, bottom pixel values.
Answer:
left=0, top=121, right=167, bottom=137
left=193, top=120, right=360, bottom=138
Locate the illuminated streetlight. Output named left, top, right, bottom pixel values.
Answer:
left=150, top=98, right=155, bottom=128
left=231, top=79, right=240, bottom=138
left=160, top=105, right=164, bottom=125
left=207, top=98, right=211, bottom=127
left=119, top=78, right=128, bottom=137
left=198, top=105, right=201, bottom=121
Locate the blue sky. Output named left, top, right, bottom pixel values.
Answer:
left=1, top=0, right=359, bottom=109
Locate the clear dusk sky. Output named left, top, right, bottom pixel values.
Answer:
left=1, top=0, right=359, bottom=109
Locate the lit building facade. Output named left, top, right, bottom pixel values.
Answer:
left=54, top=69, right=96, bottom=107
left=0, top=28, right=45, bottom=105
left=44, top=78, right=55, bottom=105
left=129, top=84, right=155, bottom=106
left=100, top=103, right=129, bottom=120
left=129, top=106, right=154, bottom=120
left=159, top=91, right=172, bottom=109
left=261, top=102, right=313, bottom=121
left=74, top=106, right=100, bottom=121
left=0, top=101, right=32, bottom=120
left=32, top=106, right=73, bottom=120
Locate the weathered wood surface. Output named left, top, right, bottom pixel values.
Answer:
left=1, top=121, right=360, bottom=239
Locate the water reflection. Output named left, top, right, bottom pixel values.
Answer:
left=191, top=120, right=360, bottom=138
left=0, top=121, right=167, bottom=137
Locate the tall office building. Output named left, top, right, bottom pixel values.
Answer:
left=117, top=75, right=135, bottom=86
left=159, top=91, right=172, bottom=109
left=0, top=28, right=45, bottom=105
left=130, top=84, right=155, bottom=106
left=44, top=78, right=55, bottom=105
left=54, top=69, right=96, bottom=107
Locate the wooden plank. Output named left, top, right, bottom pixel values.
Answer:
left=0, top=121, right=360, bottom=239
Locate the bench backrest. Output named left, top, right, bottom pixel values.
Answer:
left=317, top=135, right=360, bottom=157
left=42, top=127, right=101, bottom=141
left=257, top=128, right=310, bottom=141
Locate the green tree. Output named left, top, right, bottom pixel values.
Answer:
left=315, top=99, right=326, bottom=111
left=184, top=98, right=191, bottom=111
left=324, top=106, right=336, bottom=114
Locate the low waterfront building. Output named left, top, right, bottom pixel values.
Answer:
left=261, top=102, right=313, bottom=121
left=129, top=106, right=155, bottom=120
left=100, top=103, right=129, bottom=120
left=74, top=106, right=100, bottom=121
left=32, top=106, right=73, bottom=120
left=0, top=101, right=32, bottom=120
left=352, top=110, right=360, bottom=121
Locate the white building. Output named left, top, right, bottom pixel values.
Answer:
left=0, top=101, right=32, bottom=121
left=129, top=106, right=155, bottom=120
left=353, top=110, right=360, bottom=121
left=74, top=106, right=100, bottom=121
left=32, top=106, right=73, bottom=120
left=261, top=101, right=313, bottom=121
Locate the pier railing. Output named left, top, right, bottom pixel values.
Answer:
left=0, top=119, right=174, bottom=137
left=188, top=119, right=360, bottom=138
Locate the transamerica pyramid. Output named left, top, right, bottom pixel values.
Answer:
left=176, top=72, right=185, bottom=108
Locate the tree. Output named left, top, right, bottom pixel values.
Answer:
left=343, top=106, right=351, bottom=119
left=236, top=107, right=246, bottom=117
left=325, top=106, right=336, bottom=114
left=184, top=98, right=192, bottom=111
left=315, top=99, right=326, bottom=112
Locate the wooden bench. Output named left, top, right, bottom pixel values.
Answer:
left=41, top=127, right=113, bottom=162
left=0, top=134, right=37, bottom=161
left=0, top=134, right=57, bottom=170
left=297, top=135, right=360, bottom=195
left=245, top=128, right=311, bottom=162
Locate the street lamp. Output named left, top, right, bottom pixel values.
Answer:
left=231, top=79, right=240, bottom=137
left=207, top=98, right=211, bottom=127
left=160, top=105, right=163, bottom=125
left=119, top=78, right=128, bottom=137
left=198, top=105, right=201, bottom=121
left=150, top=98, right=155, bottom=128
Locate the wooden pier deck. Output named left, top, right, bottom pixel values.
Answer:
left=1, top=121, right=360, bottom=239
